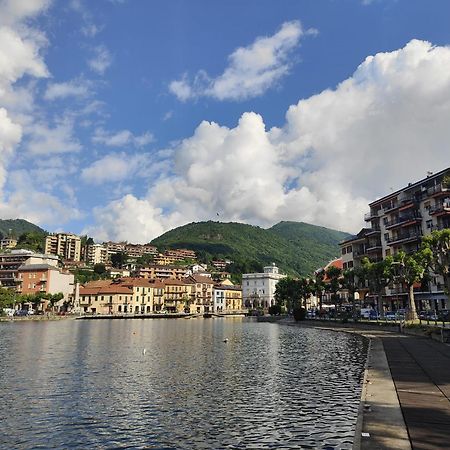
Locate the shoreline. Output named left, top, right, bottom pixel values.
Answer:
left=280, top=319, right=412, bottom=450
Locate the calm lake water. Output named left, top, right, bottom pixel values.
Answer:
left=0, top=318, right=367, bottom=449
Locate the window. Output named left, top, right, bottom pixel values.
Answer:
left=348, top=261, right=354, bottom=268
left=343, top=262, right=348, bottom=270
left=426, top=220, right=433, bottom=229
left=342, top=248, right=346, bottom=255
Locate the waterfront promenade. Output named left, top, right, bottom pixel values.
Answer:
left=301, top=321, right=450, bottom=449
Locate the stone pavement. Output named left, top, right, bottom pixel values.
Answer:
left=381, top=335, right=450, bottom=450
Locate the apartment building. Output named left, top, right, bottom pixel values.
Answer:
left=0, top=250, right=59, bottom=289
left=340, top=168, right=449, bottom=310
left=17, top=264, right=74, bottom=303
left=187, top=274, right=215, bottom=313
left=79, top=284, right=134, bottom=314
left=45, top=233, right=82, bottom=261
left=242, top=263, right=286, bottom=309
left=0, top=237, right=17, bottom=249
left=136, top=264, right=188, bottom=280
left=85, top=243, right=109, bottom=266
left=213, top=280, right=243, bottom=312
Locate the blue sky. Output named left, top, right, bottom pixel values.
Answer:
left=1, top=0, right=450, bottom=242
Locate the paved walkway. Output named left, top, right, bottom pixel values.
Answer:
left=381, top=335, right=450, bottom=450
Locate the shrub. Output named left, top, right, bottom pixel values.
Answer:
left=293, top=307, right=306, bottom=321
left=268, top=304, right=282, bottom=316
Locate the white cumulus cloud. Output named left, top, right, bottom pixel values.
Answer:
left=92, top=128, right=154, bottom=148
left=44, top=79, right=91, bottom=100
left=88, top=44, right=112, bottom=75
left=26, top=120, right=82, bottom=155
left=88, top=39, right=450, bottom=243
left=169, top=21, right=316, bottom=102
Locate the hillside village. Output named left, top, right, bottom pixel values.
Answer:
left=0, top=168, right=449, bottom=318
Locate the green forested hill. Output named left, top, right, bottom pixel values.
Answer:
left=269, top=221, right=351, bottom=274
left=0, top=219, right=46, bottom=239
left=151, top=221, right=351, bottom=276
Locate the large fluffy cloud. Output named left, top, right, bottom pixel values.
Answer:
left=88, top=39, right=450, bottom=243
left=169, top=21, right=316, bottom=101
left=0, top=0, right=83, bottom=225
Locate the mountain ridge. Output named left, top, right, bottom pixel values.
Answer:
left=151, top=220, right=351, bottom=276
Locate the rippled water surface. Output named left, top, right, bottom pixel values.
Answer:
left=0, top=318, right=368, bottom=449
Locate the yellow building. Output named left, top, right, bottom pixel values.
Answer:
left=213, top=280, right=243, bottom=312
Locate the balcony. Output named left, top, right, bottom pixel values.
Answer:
left=364, top=211, right=379, bottom=221
left=427, top=183, right=449, bottom=197
left=366, top=245, right=382, bottom=253
left=386, top=231, right=422, bottom=246
left=365, top=228, right=381, bottom=236
left=382, top=203, right=400, bottom=214
left=429, top=202, right=450, bottom=216
left=385, top=214, right=422, bottom=230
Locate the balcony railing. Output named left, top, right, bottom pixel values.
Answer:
left=364, top=211, right=379, bottom=221
left=385, top=214, right=422, bottom=230
left=427, top=183, right=449, bottom=196
left=429, top=202, right=450, bottom=215
left=366, top=245, right=382, bottom=252
left=386, top=231, right=422, bottom=245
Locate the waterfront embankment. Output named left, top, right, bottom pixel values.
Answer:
left=283, top=319, right=450, bottom=450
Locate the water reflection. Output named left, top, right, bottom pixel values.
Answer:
left=0, top=318, right=367, bottom=449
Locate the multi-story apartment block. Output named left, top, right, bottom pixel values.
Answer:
left=242, top=264, right=286, bottom=309
left=213, top=280, right=243, bottom=312
left=0, top=237, right=17, bottom=249
left=85, top=243, right=109, bottom=266
left=188, top=275, right=214, bottom=313
left=79, top=284, right=134, bottom=314
left=45, top=233, right=82, bottom=261
left=17, top=264, right=74, bottom=304
left=124, top=244, right=158, bottom=258
left=136, top=264, right=188, bottom=280
left=340, top=168, right=449, bottom=311
left=164, top=278, right=193, bottom=313
left=0, top=250, right=59, bottom=289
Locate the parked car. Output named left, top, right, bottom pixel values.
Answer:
left=14, top=309, right=28, bottom=316
left=3, top=308, right=15, bottom=317
left=438, top=310, right=450, bottom=321
left=384, top=312, right=398, bottom=320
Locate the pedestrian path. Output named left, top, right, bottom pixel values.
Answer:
left=382, top=336, right=450, bottom=450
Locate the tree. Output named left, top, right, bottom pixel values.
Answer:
left=326, top=265, right=342, bottom=308
left=361, top=257, right=394, bottom=316
left=421, top=229, right=450, bottom=295
left=393, top=251, right=427, bottom=321
left=93, top=263, right=107, bottom=275
left=274, top=277, right=300, bottom=312
left=312, top=271, right=326, bottom=312
left=16, top=232, right=46, bottom=252
left=297, top=277, right=313, bottom=310
left=341, top=268, right=359, bottom=315
left=47, top=292, right=64, bottom=312
left=110, top=252, right=128, bottom=269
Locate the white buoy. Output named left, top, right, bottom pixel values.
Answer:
left=142, top=348, right=147, bottom=355
left=223, top=338, right=229, bottom=343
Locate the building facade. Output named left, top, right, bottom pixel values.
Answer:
left=45, top=233, right=82, bottom=261
left=242, top=264, right=286, bottom=309
left=340, top=168, right=449, bottom=311
left=0, top=250, right=59, bottom=289
left=17, top=264, right=74, bottom=304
